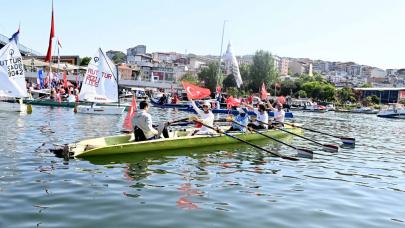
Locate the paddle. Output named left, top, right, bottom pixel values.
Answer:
left=121, top=117, right=190, bottom=133
left=272, top=120, right=355, bottom=145
left=230, top=120, right=313, bottom=158
left=192, top=120, right=299, bottom=161
left=255, top=120, right=339, bottom=152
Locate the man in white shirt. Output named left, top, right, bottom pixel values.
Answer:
left=269, top=102, right=285, bottom=126
left=190, top=99, right=215, bottom=135
left=246, top=103, right=269, bottom=129
left=132, top=101, right=168, bottom=141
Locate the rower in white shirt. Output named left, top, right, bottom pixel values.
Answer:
left=189, top=99, right=215, bottom=135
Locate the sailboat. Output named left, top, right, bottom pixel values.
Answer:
left=0, top=39, right=29, bottom=112
left=76, top=48, right=125, bottom=115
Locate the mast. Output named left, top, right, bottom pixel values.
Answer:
left=216, top=20, right=226, bottom=88
left=117, top=64, right=120, bottom=107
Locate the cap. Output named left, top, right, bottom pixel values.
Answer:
left=202, top=101, right=211, bottom=108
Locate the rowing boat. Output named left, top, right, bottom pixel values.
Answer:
left=24, top=99, right=131, bottom=111
left=69, top=126, right=302, bottom=157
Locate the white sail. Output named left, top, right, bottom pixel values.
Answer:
left=223, top=42, right=243, bottom=88
left=79, top=48, right=118, bottom=103
left=0, top=40, right=28, bottom=98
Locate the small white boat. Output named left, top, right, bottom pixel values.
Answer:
left=377, top=103, right=405, bottom=119
left=76, top=104, right=125, bottom=115
left=303, top=102, right=328, bottom=112
left=351, top=107, right=379, bottom=114
left=77, top=48, right=124, bottom=115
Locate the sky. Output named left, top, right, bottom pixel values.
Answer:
left=1, top=0, right=404, bottom=69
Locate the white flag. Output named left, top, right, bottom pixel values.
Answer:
left=223, top=42, right=243, bottom=88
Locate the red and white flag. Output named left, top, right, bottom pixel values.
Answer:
left=45, top=1, right=55, bottom=62
left=181, top=81, right=211, bottom=100
left=122, top=96, right=137, bottom=131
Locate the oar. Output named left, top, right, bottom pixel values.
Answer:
left=193, top=120, right=299, bottom=161
left=273, top=120, right=355, bottom=145
left=255, top=120, right=339, bottom=152
left=230, top=121, right=313, bottom=159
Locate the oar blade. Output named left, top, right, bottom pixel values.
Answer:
left=322, top=144, right=339, bottom=152
left=297, top=148, right=314, bottom=159
left=340, top=137, right=356, bottom=145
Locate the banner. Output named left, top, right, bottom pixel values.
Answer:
left=181, top=81, right=211, bottom=99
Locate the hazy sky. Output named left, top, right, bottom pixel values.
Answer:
left=1, top=0, right=404, bottom=69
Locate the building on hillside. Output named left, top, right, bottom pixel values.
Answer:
left=354, top=87, right=405, bottom=103
left=127, top=45, right=146, bottom=56
left=288, top=61, right=305, bottom=76
left=34, top=55, right=80, bottom=65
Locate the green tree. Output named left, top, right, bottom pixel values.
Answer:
left=248, top=50, right=278, bottom=92
left=296, top=90, right=307, bottom=98
left=179, top=72, right=199, bottom=85
left=361, top=83, right=372, bottom=88
left=198, top=62, right=222, bottom=92
left=320, top=84, right=336, bottom=101
left=222, top=74, right=237, bottom=89
left=80, top=57, right=91, bottom=66
left=337, top=87, right=356, bottom=104
left=112, top=52, right=126, bottom=64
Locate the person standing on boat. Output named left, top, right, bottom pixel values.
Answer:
left=132, top=101, right=169, bottom=141
left=189, top=99, right=215, bottom=135
left=244, top=103, right=269, bottom=129
left=227, top=107, right=249, bottom=132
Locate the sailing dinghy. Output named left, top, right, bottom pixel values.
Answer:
left=76, top=48, right=125, bottom=115
left=0, top=39, right=29, bottom=112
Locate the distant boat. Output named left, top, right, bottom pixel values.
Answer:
left=0, top=39, right=29, bottom=112
left=302, top=101, right=328, bottom=112
left=76, top=48, right=125, bottom=115
left=351, top=107, right=379, bottom=114
left=377, top=103, right=405, bottom=119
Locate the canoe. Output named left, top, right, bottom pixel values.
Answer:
left=69, top=126, right=302, bottom=157
left=150, top=98, right=191, bottom=108
left=24, top=99, right=131, bottom=111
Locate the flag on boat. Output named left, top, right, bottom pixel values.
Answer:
left=9, top=26, right=20, bottom=44
left=57, top=37, right=62, bottom=49
left=225, top=96, right=241, bottom=109
left=79, top=48, right=118, bottom=103
left=122, top=96, right=137, bottom=131
left=223, top=42, right=243, bottom=88
left=0, top=40, right=28, bottom=98
left=181, top=81, right=211, bottom=99
left=216, top=85, right=222, bottom=94
left=277, top=96, right=286, bottom=105
left=45, top=1, right=55, bottom=62
left=260, top=82, right=267, bottom=100
left=37, top=70, right=44, bottom=89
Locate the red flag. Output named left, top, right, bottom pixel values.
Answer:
left=225, top=96, right=241, bottom=109
left=181, top=81, right=211, bottom=99
left=260, top=82, right=267, bottom=100
left=122, top=96, right=137, bottom=131
left=63, top=71, right=67, bottom=89
left=45, top=2, right=55, bottom=62
left=247, top=96, right=253, bottom=104
left=216, top=85, right=222, bottom=93
left=277, top=96, right=286, bottom=105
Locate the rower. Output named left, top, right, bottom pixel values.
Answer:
left=227, top=107, right=249, bottom=132
left=244, top=103, right=269, bottom=129
left=268, top=102, right=285, bottom=127
left=189, top=99, right=215, bottom=135
left=132, top=101, right=169, bottom=141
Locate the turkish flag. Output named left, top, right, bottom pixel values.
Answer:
left=247, top=96, right=253, bottom=104
left=260, top=82, right=267, bottom=100
left=181, top=81, right=211, bottom=99
left=45, top=5, right=55, bottom=62
left=225, top=96, right=241, bottom=109
left=122, top=96, right=137, bottom=131
left=216, top=85, right=222, bottom=93
left=277, top=96, right=286, bottom=104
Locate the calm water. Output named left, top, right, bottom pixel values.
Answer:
left=0, top=106, right=404, bottom=228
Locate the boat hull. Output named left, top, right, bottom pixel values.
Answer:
left=76, top=105, right=126, bottom=115
left=178, top=107, right=294, bottom=118
left=24, top=99, right=131, bottom=111
left=70, top=127, right=301, bottom=157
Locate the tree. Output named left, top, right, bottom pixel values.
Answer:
left=179, top=72, right=199, bottom=85
left=361, top=83, right=372, bottom=88
left=112, top=52, right=126, bottom=64
left=198, top=62, right=222, bottom=92
left=296, top=90, right=307, bottom=98
left=248, top=50, right=278, bottom=92
left=320, top=84, right=336, bottom=101
left=337, top=87, right=356, bottom=104
left=80, top=57, right=91, bottom=66
left=222, top=74, right=237, bottom=89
